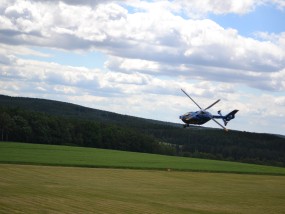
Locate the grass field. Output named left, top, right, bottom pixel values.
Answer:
left=1, top=142, right=285, bottom=175
left=1, top=142, right=285, bottom=213
left=1, top=164, right=285, bottom=214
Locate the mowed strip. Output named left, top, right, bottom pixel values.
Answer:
left=1, top=164, right=285, bottom=214
left=1, top=142, right=285, bottom=175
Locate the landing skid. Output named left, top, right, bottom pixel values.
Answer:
left=183, top=124, right=190, bottom=128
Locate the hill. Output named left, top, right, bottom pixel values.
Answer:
left=0, top=94, right=285, bottom=167
left=0, top=94, right=179, bottom=127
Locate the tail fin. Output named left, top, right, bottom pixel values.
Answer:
left=215, top=110, right=239, bottom=126
left=215, top=110, right=238, bottom=126
left=224, top=110, right=239, bottom=122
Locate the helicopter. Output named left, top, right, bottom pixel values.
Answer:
left=179, top=89, right=238, bottom=131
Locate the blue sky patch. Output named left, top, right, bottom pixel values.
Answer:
left=20, top=47, right=107, bottom=69
left=209, top=4, right=285, bottom=37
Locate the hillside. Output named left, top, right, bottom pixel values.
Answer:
left=0, top=94, right=285, bottom=167
left=0, top=94, right=179, bottom=127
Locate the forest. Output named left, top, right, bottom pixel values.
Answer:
left=0, top=94, right=285, bottom=167
left=0, top=107, right=175, bottom=155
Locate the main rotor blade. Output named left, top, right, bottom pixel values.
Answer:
left=204, top=99, right=220, bottom=111
left=211, top=117, right=228, bottom=132
left=181, top=89, right=202, bottom=110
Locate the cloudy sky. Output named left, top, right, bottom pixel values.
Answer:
left=1, top=0, right=285, bottom=135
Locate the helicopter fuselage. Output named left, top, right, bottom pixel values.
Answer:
left=179, top=111, right=212, bottom=125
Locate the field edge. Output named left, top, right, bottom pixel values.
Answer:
left=1, top=161, right=285, bottom=176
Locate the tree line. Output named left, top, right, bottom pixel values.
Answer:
left=137, top=123, right=285, bottom=167
left=0, top=107, right=175, bottom=155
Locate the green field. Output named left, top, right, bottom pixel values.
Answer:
left=1, top=164, right=285, bottom=214
left=1, top=142, right=285, bottom=213
left=1, top=142, right=285, bottom=175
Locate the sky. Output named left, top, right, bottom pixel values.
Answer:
left=0, top=0, right=285, bottom=135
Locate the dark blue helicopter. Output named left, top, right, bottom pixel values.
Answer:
left=179, top=89, right=238, bottom=131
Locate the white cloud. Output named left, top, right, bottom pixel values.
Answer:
left=271, top=0, right=285, bottom=9
left=275, top=96, right=285, bottom=106
left=125, top=0, right=265, bottom=18
left=127, top=0, right=285, bottom=18
left=173, top=0, right=261, bottom=17
left=1, top=0, right=284, bottom=76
